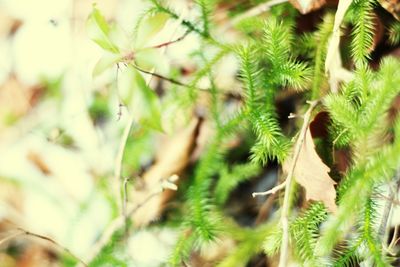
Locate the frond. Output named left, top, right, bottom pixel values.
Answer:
left=187, top=179, right=220, bottom=242
left=346, top=64, right=373, bottom=109
left=195, top=0, right=215, bottom=37
left=186, top=142, right=224, bottom=242
left=279, top=59, right=312, bottom=91
left=251, top=136, right=291, bottom=165
left=263, top=18, right=292, bottom=74
left=186, top=47, right=230, bottom=104
left=324, top=94, right=360, bottom=139
left=388, top=21, right=400, bottom=45
left=349, top=0, right=376, bottom=64
left=291, top=203, right=328, bottom=265
left=311, top=13, right=334, bottom=99
left=172, top=112, right=245, bottom=261
left=359, top=197, right=390, bottom=266
left=236, top=45, right=263, bottom=112
left=295, top=32, right=317, bottom=59
left=333, top=241, right=361, bottom=267
left=169, top=230, right=196, bottom=267
left=214, top=163, right=261, bottom=205
left=249, top=110, right=291, bottom=164
left=149, top=0, right=206, bottom=37
left=263, top=225, right=283, bottom=257
left=217, top=223, right=272, bottom=267
left=262, top=17, right=311, bottom=91
left=360, top=57, right=400, bottom=132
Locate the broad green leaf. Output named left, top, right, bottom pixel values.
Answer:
left=133, top=69, right=163, bottom=131
left=135, top=13, right=169, bottom=48
left=120, top=66, right=163, bottom=131
left=135, top=48, right=169, bottom=74
left=87, top=6, right=119, bottom=53
left=109, top=24, right=131, bottom=51
left=93, top=52, right=121, bottom=77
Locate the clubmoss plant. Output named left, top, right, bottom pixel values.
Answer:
left=87, top=0, right=400, bottom=266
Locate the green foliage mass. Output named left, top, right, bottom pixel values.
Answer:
left=86, top=0, right=400, bottom=266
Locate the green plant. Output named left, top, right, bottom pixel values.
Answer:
left=86, top=0, right=400, bottom=266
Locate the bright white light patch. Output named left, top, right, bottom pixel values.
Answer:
left=129, top=229, right=177, bottom=266
left=12, top=20, right=72, bottom=85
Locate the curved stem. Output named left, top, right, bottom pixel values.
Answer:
left=278, top=100, right=319, bottom=267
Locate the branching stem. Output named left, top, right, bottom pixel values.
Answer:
left=129, top=63, right=199, bottom=89
left=147, top=30, right=191, bottom=49
left=278, top=100, right=319, bottom=267
left=252, top=181, right=287, bottom=197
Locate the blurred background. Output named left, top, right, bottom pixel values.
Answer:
left=0, top=0, right=214, bottom=266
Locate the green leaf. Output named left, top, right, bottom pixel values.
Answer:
left=135, top=48, right=169, bottom=73
left=93, top=52, right=121, bottom=77
left=135, top=13, right=169, bottom=48
left=120, top=66, right=163, bottom=131
left=87, top=6, right=119, bottom=53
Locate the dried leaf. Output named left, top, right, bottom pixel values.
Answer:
left=287, top=127, right=337, bottom=213
left=131, top=117, right=202, bottom=226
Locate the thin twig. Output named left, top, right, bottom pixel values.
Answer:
left=129, top=63, right=239, bottom=94
left=278, top=100, right=319, bottom=267
left=0, top=228, right=87, bottom=266
left=147, top=30, right=191, bottom=49
left=129, top=63, right=196, bottom=89
left=252, top=181, right=287, bottom=197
